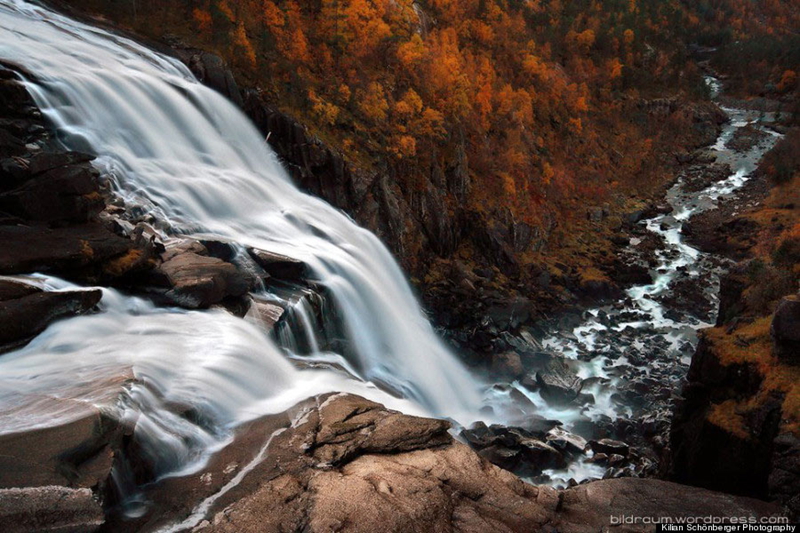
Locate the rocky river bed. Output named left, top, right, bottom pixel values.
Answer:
left=450, top=76, right=784, bottom=486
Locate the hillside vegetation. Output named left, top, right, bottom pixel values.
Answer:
left=51, top=0, right=798, bottom=286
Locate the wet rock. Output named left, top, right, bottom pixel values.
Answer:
left=0, top=486, right=104, bottom=533
left=771, top=295, right=800, bottom=365
left=199, top=239, right=238, bottom=262
left=183, top=52, right=243, bottom=107
left=461, top=423, right=567, bottom=475
left=247, top=247, right=308, bottom=281
left=545, top=426, right=588, bottom=455
left=0, top=161, right=106, bottom=222
left=519, top=439, right=568, bottom=471
left=153, top=251, right=253, bottom=308
left=607, top=453, right=627, bottom=466
left=0, top=405, right=122, bottom=491
left=491, top=351, right=524, bottom=379
left=0, top=279, right=38, bottom=301
left=589, top=439, right=630, bottom=457
left=0, top=223, right=133, bottom=277
left=535, top=357, right=583, bottom=405
left=0, top=284, right=102, bottom=353
left=244, top=298, right=285, bottom=332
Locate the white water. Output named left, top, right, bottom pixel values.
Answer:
left=536, top=76, right=781, bottom=436
left=0, top=0, right=485, bottom=480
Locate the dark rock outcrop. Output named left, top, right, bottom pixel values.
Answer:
left=0, top=223, right=133, bottom=277
left=0, top=281, right=102, bottom=353
left=461, top=422, right=567, bottom=477
left=0, top=65, right=153, bottom=285
left=669, top=336, right=782, bottom=499
left=772, top=295, right=800, bottom=365
left=247, top=247, right=308, bottom=281
left=770, top=433, right=800, bottom=519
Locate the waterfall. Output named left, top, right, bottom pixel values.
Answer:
left=0, top=0, right=483, bottom=476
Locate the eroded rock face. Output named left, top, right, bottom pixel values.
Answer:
left=178, top=394, right=560, bottom=533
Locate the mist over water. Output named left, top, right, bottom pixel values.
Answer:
left=0, top=0, right=484, bottom=477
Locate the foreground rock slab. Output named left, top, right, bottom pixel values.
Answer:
left=110, top=394, right=782, bottom=533
left=553, top=478, right=781, bottom=533
left=0, top=486, right=104, bottom=533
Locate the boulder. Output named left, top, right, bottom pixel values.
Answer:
left=247, top=247, right=308, bottom=281
left=461, top=423, right=566, bottom=476
left=153, top=251, right=253, bottom=308
left=0, top=486, right=104, bottom=533
left=310, top=394, right=452, bottom=467
left=546, top=426, right=588, bottom=455
left=244, top=298, right=285, bottom=332
left=0, top=405, right=121, bottom=490
left=0, top=285, right=101, bottom=352
left=535, top=357, right=584, bottom=405
left=589, top=438, right=630, bottom=458
left=0, top=279, right=38, bottom=301
left=771, top=295, right=800, bottom=364
left=491, top=351, right=524, bottom=379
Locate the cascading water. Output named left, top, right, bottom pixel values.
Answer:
left=0, top=0, right=486, bottom=488
left=0, top=0, right=786, bottom=512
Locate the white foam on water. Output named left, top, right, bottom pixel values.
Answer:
left=0, top=0, right=487, bottom=480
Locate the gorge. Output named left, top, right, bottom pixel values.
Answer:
left=0, top=0, right=798, bottom=531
